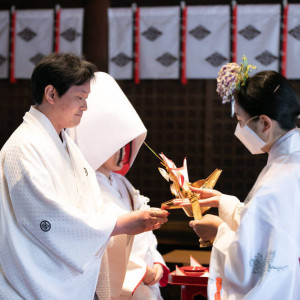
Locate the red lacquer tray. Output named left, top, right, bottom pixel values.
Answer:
left=168, top=267, right=209, bottom=285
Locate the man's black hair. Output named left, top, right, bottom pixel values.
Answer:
left=31, top=53, right=97, bottom=105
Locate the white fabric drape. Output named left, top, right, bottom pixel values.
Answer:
left=0, top=11, right=9, bottom=79
left=15, top=9, right=53, bottom=79
left=236, top=4, right=281, bottom=73
left=69, top=72, right=147, bottom=171
left=186, top=5, right=230, bottom=79
left=108, top=8, right=133, bottom=80
left=59, top=8, right=84, bottom=55
left=286, top=4, right=300, bottom=79
left=139, top=7, right=180, bottom=79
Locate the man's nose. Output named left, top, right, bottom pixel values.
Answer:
left=82, top=99, right=88, bottom=111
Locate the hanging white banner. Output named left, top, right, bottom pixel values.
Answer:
left=236, top=4, right=281, bottom=73
left=286, top=4, right=300, bottom=79
left=139, top=7, right=180, bottom=79
left=59, top=8, right=84, bottom=55
left=15, top=9, right=53, bottom=79
left=108, top=8, right=133, bottom=80
left=186, top=5, right=230, bottom=79
left=0, top=11, right=9, bottom=79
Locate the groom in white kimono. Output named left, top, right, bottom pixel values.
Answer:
left=0, top=53, right=168, bottom=300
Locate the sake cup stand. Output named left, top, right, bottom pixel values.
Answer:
left=163, top=250, right=211, bottom=266
left=168, top=269, right=209, bottom=300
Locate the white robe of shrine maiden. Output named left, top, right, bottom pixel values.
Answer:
left=208, top=128, right=300, bottom=299
left=0, top=107, right=117, bottom=300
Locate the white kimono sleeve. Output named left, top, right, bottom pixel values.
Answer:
left=209, top=190, right=299, bottom=299
left=122, top=231, right=169, bottom=296
left=4, top=142, right=116, bottom=273
left=219, top=194, right=243, bottom=231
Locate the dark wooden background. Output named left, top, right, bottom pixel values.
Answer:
left=1, top=0, right=300, bottom=255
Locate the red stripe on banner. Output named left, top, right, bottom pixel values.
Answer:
left=10, top=7, right=16, bottom=83
left=281, top=4, right=288, bottom=77
left=232, top=4, right=237, bottom=63
left=181, top=5, right=187, bottom=85
left=55, top=6, right=61, bottom=53
left=134, top=7, right=140, bottom=84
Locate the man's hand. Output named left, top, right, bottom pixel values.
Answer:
left=111, top=209, right=168, bottom=236
left=189, top=214, right=223, bottom=241
left=143, top=264, right=163, bottom=286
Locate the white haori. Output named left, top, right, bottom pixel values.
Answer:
left=286, top=4, right=300, bottom=79
left=139, top=6, right=180, bottom=79
left=186, top=5, right=230, bottom=79
left=0, top=106, right=117, bottom=300
left=14, top=9, right=53, bottom=79
left=0, top=11, right=9, bottom=79
left=236, top=4, right=281, bottom=73
left=108, top=8, right=133, bottom=80
left=208, top=129, right=300, bottom=299
left=59, top=8, right=84, bottom=55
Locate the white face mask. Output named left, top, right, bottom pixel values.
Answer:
left=234, top=122, right=266, bottom=154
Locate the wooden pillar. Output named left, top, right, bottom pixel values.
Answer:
left=84, top=0, right=109, bottom=71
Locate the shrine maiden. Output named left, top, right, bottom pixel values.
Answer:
left=0, top=54, right=168, bottom=300
left=188, top=58, right=300, bottom=299
left=70, top=72, right=169, bottom=300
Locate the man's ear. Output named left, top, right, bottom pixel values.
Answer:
left=260, top=115, right=272, bottom=132
left=44, top=85, right=56, bottom=104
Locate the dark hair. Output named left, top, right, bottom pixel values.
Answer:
left=31, top=53, right=97, bottom=105
left=235, top=71, right=300, bottom=130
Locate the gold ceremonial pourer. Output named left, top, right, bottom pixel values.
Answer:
left=161, top=168, right=222, bottom=248
left=161, top=168, right=222, bottom=216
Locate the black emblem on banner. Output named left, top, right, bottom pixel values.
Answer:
left=18, top=27, right=37, bottom=42
left=142, top=26, right=162, bottom=41
left=239, top=25, right=261, bottom=40
left=61, top=28, right=81, bottom=42
left=206, top=52, right=227, bottom=67
left=30, top=53, right=45, bottom=66
left=255, top=51, right=278, bottom=66
left=111, top=52, right=132, bottom=67
left=0, top=55, right=6, bottom=66
left=189, top=25, right=211, bottom=40
left=156, top=52, right=177, bottom=67
left=289, top=25, right=300, bottom=41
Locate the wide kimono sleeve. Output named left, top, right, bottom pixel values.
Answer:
left=218, top=194, right=243, bottom=231
left=208, top=183, right=300, bottom=299
left=121, top=230, right=169, bottom=296
left=3, top=140, right=117, bottom=274
left=120, top=187, right=169, bottom=295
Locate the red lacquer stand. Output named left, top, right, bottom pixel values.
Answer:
left=168, top=268, right=208, bottom=300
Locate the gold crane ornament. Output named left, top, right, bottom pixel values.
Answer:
left=144, top=142, right=222, bottom=248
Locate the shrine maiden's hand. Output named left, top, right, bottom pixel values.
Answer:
left=189, top=214, right=223, bottom=241
left=173, top=188, right=222, bottom=208
left=111, top=209, right=168, bottom=236
left=143, top=264, right=163, bottom=286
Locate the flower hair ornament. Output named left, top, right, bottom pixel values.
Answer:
left=216, top=55, right=257, bottom=116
